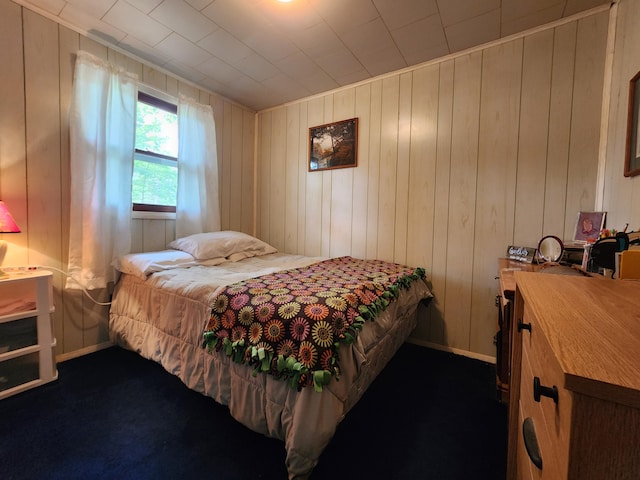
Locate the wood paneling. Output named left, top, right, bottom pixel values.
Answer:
left=0, top=0, right=255, bottom=357
left=472, top=40, right=522, bottom=355
left=257, top=10, right=609, bottom=357
left=601, top=0, right=640, bottom=232
left=0, top=0, right=27, bottom=264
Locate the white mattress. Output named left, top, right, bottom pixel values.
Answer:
left=109, top=253, right=432, bottom=479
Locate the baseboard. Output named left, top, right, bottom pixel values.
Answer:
left=407, top=338, right=496, bottom=364
left=56, top=341, right=114, bottom=363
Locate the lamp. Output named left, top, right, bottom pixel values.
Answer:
left=0, top=201, right=21, bottom=233
left=0, top=201, right=21, bottom=276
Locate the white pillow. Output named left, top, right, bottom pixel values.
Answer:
left=114, top=250, right=197, bottom=280
left=168, top=231, right=277, bottom=261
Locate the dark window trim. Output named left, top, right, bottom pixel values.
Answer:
left=134, top=149, right=177, bottom=162
left=138, top=90, right=177, bottom=114
left=133, top=203, right=176, bottom=213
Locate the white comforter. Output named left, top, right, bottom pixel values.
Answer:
left=109, top=253, right=431, bottom=479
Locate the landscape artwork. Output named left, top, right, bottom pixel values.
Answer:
left=309, top=118, right=358, bottom=172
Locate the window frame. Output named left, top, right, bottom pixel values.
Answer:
left=133, top=89, right=178, bottom=214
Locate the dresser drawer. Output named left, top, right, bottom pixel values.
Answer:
left=519, top=343, right=562, bottom=479
left=0, top=316, right=38, bottom=353
left=0, top=352, right=40, bottom=392
left=523, top=304, right=573, bottom=466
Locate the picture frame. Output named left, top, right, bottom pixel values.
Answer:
left=573, top=211, right=606, bottom=242
left=625, top=70, right=640, bottom=177
left=309, top=118, right=358, bottom=172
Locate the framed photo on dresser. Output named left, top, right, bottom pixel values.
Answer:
left=573, top=211, right=606, bottom=242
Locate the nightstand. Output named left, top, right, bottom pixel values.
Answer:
left=0, top=270, right=57, bottom=399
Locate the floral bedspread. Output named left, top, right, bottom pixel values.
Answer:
left=202, top=256, right=426, bottom=392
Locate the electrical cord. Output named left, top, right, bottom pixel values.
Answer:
left=4, top=265, right=112, bottom=306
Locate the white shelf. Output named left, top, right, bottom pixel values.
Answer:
left=0, top=270, right=57, bottom=399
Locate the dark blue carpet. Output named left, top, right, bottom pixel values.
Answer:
left=0, top=343, right=506, bottom=479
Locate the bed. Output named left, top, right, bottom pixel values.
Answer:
left=108, top=231, right=433, bottom=479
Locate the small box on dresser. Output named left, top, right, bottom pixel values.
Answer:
left=0, top=270, right=57, bottom=399
left=507, top=272, right=640, bottom=480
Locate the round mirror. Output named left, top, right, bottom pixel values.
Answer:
left=537, top=235, right=564, bottom=263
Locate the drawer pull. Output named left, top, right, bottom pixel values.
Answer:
left=533, top=376, right=559, bottom=403
left=523, top=417, right=543, bottom=469
left=517, top=321, right=531, bottom=332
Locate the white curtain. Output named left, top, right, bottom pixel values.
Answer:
left=67, top=51, right=137, bottom=290
left=176, top=95, right=221, bottom=238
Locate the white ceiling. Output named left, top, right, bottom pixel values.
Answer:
left=15, top=0, right=612, bottom=111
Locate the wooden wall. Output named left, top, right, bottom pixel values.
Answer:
left=603, top=0, right=640, bottom=229
left=0, top=0, right=255, bottom=358
left=256, top=9, right=609, bottom=358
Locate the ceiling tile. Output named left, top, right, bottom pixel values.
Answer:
left=288, top=22, right=345, bottom=60
left=358, top=45, right=407, bottom=76
left=244, top=26, right=300, bottom=62
left=60, top=4, right=127, bottom=42
left=373, top=0, right=438, bottom=30
left=314, top=50, right=364, bottom=80
left=340, top=18, right=397, bottom=57
left=276, top=52, right=320, bottom=78
left=297, top=70, right=340, bottom=94
left=123, top=0, right=163, bottom=15
left=255, top=0, right=323, bottom=32
left=333, top=68, right=370, bottom=87
left=104, top=1, right=171, bottom=46
left=565, top=0, right=610, bottom=16
left=184, top=0, right=213, bottom=10
left=66, top=0, right=117, bottom=17
left=232, top=53, right=280, bottom=82
left=201, top=0, right=266, bottom=42
left=156, top=33, right=211, bottom=67
left=445, top=8, right=501, bottom=52
left=309, top=0, right=380, bottom=33
left=297, top=69, right=340, bottom=95
left=226, top=85, right=274, bottom=110
left=162, top=59, right=207, bottom=84
left=117, top=35, right=172, bottom=64
left=406, top=43, right=451, bottom=66
left=437, top=0, right=500, bottom=27
left=261, top=73, right=309, bottom=101
left=149, top=0, right=218, bottom=42
left=502, top=4, right=565, bottom=37
left=198, top=29, right=253, bottom=65
left=197, top=56, right=245, bottom=85
left=391, top=14, right=447, bottom=62
left=502, top=0, right=564, bottom=23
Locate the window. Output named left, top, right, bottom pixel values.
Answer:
left=133, top=91, right=178, bottom=212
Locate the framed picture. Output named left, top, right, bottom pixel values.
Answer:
left=625, top=70, right=640, bottom=177
left=309, top=118, right=358, bottom=172
left=573, top=211, right=606, bottom=242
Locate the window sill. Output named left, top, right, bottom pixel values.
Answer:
left=132, top=211, right=176, bottom=220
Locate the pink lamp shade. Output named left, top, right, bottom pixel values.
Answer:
left=0, top=201, right=21, bottom=233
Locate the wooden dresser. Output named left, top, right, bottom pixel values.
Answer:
left=507, top=272, right=640, bottom=480
left=495, top=259, right=539, bottom=403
